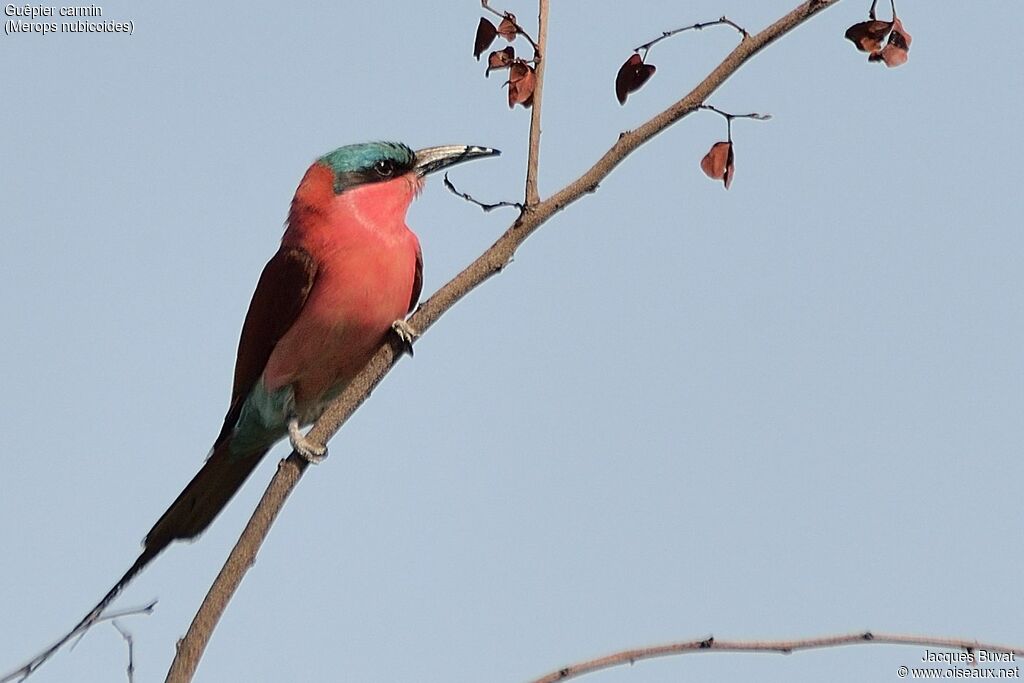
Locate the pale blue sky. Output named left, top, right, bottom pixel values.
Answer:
left=2, top=2, right=1022, bottom=682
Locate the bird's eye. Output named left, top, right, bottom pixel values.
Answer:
left=374, top=159, right=395, bottom=178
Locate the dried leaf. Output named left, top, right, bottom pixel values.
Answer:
left=474, top=17, right=498, bottom=59
left=844, top=19, right=892, bottom=53
left=507, top=62, right=536, bottom=108
left=615, top=53, right=656, bottom=105
left=486, top=46, right=516, bottom=77
left=700, top=141, right=735, bottom=190
left=498, top=14, right=517, bottom=41
left=869, top=17, right=911, bottom=67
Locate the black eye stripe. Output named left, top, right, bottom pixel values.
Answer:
left=332, top=156, right=412, bottom=193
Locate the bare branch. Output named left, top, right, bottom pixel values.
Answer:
left=699, top=104, right=772, bottom=121
left=1, top=601, right=155, bottom=683
left=529, top=632, right=1024, bottom=683
left=165, top=2, right=845, bottom=680
left=68, top=602, right=157, bottom=652
left=524, top=0, right=548, bottom=206
left=111, top=621, right=136, bottom=683
left=699, top=104, right=772, bottom=141
left=444, top=173, right=523, bottom=212
left=635, top=16, right=749, bottom=57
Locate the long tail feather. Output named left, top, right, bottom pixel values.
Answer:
left=145, top=440, right=270, bottom=550
left=1, top=440, right=269, bottom=682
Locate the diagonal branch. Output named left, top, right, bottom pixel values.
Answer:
left=164, top=1, right=843, bottom=680
left=529, top=631, right=1024, bottom=683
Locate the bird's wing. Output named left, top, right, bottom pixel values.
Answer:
left=214, top=245, right=317, bottom=446
left=408, top=243, right=423, bottom=314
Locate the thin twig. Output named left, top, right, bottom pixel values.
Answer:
left=165, top=2, right=845, bottom=680
left=529, top=632, right=1024, bottom=683
left=481, top=0, right=540, bottom=52
left=866, top=0, right=898, bottom=21
left=68, top=601, right=157, bottom=652
left=2, top=601, right=155, bottom=683
left=699, top=104, right=772, bottom=141
left=100, top=602, right=158, bottom=625
left=111, top=621, right=135, bottom=683
left=523, top=0, right=548, bottom=206
left=635, top=16, right=749, bottom=57
left=444, top=173, right=523, bottom=212
left=699, top=104, right=772, bottom=121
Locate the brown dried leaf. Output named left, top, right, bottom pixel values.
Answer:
left=700, top=141, right=735, bottom=190
left=844, top=19, right=892, bottom=53
left=869, top=17, right=911, bottom=67
left=507, top=62, right=536, bottom=108
left=486, top=46, right=515, bottom=77
left=498, top=14, right=517, bottom=41
left=615, top=53, right=656, bottom=105
left=474, top=17, right=498, bottom=59
left=892, top=18, right=912, bottom=48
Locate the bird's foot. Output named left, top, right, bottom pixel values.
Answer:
left=392, top=319, right=419, bottom=357
left=288, top=418, right=327, bottom=464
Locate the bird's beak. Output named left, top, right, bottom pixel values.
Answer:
left=413, top=145, right=501, bottom=177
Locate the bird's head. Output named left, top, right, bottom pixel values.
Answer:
left=318, top=141, right=500, bottom=195
left=286, top=141, right=499, bottom=245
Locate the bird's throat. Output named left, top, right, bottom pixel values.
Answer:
left=285, top=166, right=420, bottom=252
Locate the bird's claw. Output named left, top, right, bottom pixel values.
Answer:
left=392, top=319, right=419, bottom=357
left=288, top=418, right=327, bottom=464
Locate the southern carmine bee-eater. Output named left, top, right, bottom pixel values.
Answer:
left=5, top=141, right=499, bottom=680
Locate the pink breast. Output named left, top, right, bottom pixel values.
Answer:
left=264, top=228, right=418, bottom=419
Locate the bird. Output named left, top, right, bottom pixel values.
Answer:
left=2, top=141, right=499, bottom=681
